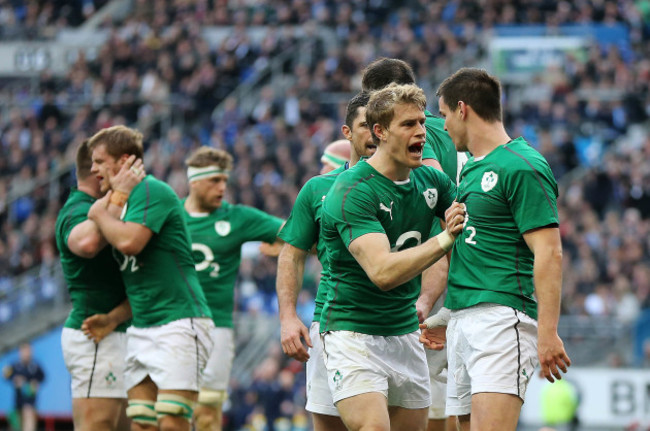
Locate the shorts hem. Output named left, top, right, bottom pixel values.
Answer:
left=472, top=387, right=526, bottom=402
left=305, top=402, right=340, bottom=417
left=333, top=387, right=387, bottom=404
left=389, top=400, right=431, bottom=409
left=72, top=391, right=127, bottom=399
left=446, top=405, right=471, bottom=416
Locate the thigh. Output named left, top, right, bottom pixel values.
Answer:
left=389, top=405, right=428, bottom=431
left=72, top=398, right=125, bottom=431
left=470, top=392, right=522, bottom=431
left=336, top=392, right=389, bottom=431
left=200, top=327, right=234, bottom=391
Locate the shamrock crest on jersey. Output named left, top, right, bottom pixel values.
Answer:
left=481, top=171, right=498, bottom=192
left=423, top=188, right=438, bottom=209
left=214, top=220, right=231, bottom=236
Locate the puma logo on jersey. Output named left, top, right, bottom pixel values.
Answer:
left=379, top=201, right=393, bottom=220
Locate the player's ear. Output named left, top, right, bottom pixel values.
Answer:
left=372, top=123, right=386, bottom=142
left=341, top=125, right=352, bottom=141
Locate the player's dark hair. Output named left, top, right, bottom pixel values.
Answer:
left=345, top=92, right=370, bottom=130
left=75, top=139, right=93, bottom=179
left=361, top=58, right=416, bottom=91
left=436, top=68, right=503, bottom=123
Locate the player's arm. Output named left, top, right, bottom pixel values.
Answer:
left=88, top=191, right=153, bottom=256
left=416, top=256, right=448, bottom=322
left=67, top=219, right=108, bottom=258
left=349, top=202, right=465, bottom=291
left=524, top=226, right=571, bottom=382
left=276, top=243, right=312, bottom=362
left=82, top=299, right=132, bottom=343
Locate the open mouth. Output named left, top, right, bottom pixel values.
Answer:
left=366, top=144, right=377, bottom=153
left=408, top=142, right=424, bottom=156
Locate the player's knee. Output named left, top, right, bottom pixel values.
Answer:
left=126, top=399, right=157, bottom=427
left=197, top=389, right=227, bottom=407
left=154, top=393, right=195, bottom=422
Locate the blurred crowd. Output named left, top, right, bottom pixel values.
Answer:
left=1, top=0, right=650, bottom=428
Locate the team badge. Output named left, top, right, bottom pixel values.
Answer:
left=481, top=171, right=498, bottom=192
left=215, top=221, right=231, bottom=236
left=423, top=188, right=438, bottom=209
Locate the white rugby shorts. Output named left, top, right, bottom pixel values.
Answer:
left=446, top=303, right=538, bottom=416
left=305, top=322, right=339, bottom=416
left=125, top=317, right=214, bottom=392
left=61, top=327, right=127, bottom=398
left=322, top=330, right=430, bottom=409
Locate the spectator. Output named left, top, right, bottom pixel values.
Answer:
left=2, top=343, right=45, bottom=431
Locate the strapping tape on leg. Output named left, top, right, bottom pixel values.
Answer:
left=155, top=393, right=195, bottom=420
left=126, top=399, right=157, bottom=425
left=197, top=389, right=227, bottom=406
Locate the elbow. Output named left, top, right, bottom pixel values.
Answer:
left=116, top=239, right=144, bottom=256
left=74, top=237, right=102, bottom=258
left=369, top=271, right=398, bottom=291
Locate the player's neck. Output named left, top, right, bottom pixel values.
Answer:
left=467, top=121, right=511, bottom=158
left=349, top=151, right=360, bottom=168
left=367, top=150, right=411, bottom=182
left=184, top=194, right=211, bottom=214
left=77, top=178, right=101, bottom=199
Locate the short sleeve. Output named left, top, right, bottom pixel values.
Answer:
left=60, top=202, right=92, bottom=249
left=239, top=206, right=284, bottom=243
left=279, top=182, right=318, bottom=251
left=506, top=165, right=559, bottom=234
left=123, top=179, right=175, bottom=233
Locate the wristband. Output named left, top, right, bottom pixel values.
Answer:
left=423, top=307, right=451, bottom=329
left=436, top=230, right=455, bottom=252
left=109, top=190, right=129, bottom=207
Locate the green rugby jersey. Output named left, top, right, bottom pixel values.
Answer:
left=55, top=189, right=129, bottom=331
left=446, top=137, right=559, bottom=320
left=184, top=201, right=283, bottom=328
left=278, top=164, right=347, bottom=322
left=320, top=161, right=456, bottom=335
left=422, top=111, right=470, bottom=185
left=116, top=175, right=211, bottom=327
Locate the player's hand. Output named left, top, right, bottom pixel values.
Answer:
left=537, top=330, right=572, bottom=383
left=259, top=241, right=283, bottom=257
left=444, top=202, right=465, bottom=237
left=280, top=315, right=312, bottom=362
left=82, top=313, right=118, bottom=343
left=88, top=191, right=111, bottom=221
left=110, top=155, right=145, bottom=195
left=419, top=324, right=446, bottom=350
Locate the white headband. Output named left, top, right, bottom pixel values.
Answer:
left=187, top=166, right=230, bottom=182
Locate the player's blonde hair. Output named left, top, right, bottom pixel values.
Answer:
left=185, top=146, right=233, bottom=171
left=366, top=83, right=426, bottom=145
left=87, top=125, right=144, bottom=159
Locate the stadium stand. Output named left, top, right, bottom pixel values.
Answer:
left=0, top=0, right=649, bottom=429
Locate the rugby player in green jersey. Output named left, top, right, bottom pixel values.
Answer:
left=276, top=91, right=375, bottom=431
left=319, top=84, right=465, bottom=431
left=86, top=125, right=214, bottom=431
left=56, top=140, right=143, bottom=431
left=362, top=57, right=459, bottom=431
left=182, top=146, right=284, bottom=431
left=425, top=68, right=571, bottom=431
